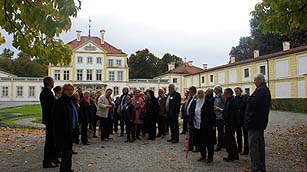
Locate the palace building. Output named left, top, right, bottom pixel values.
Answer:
left=0, top=30, right=307, bottom=101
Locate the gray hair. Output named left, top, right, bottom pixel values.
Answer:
left=168, top=84, right=175, bottom=88
left=254, top=73, right=265, bottom=82
left=214, top=85, right=223, bottom=93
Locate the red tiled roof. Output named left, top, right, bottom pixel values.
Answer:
left=67, top=36, right=126, bottom=55
left=162, top=63, right=204, bottom=75
left=186, top=45, right=307, bottom=76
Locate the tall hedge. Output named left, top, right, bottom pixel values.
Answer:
left=271, top=98, right=307, bottom=114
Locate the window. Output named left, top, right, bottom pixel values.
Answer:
left=118, top=71, right=123, bottom=81
left=97, top=57, right=102, bottom=64
left=77, top=69, right=83, bottom=81
left=63, top=70, right=70, bottom=80
left=108, top=59, right=113, bottom=67
left=109, top=71, right=114, bottom=81
left=17, top=86, right=23, bottom=97
left=244, top=68, right=249, bottom=78
left=260, top=65, right=266, bottom=75
left=96, top=70, right=102, bottom=81
left=2, top=86, right=8, bottom=97
left=173, top=78, right=178, bottom=83
left=210, top=75, right=214, bottom=83
left=54, top=70, right=60, bottom=80
left=87, top=57, right=93, bottom=64
left=201, top=76, right=205, bottom=83
left=244, top=88, right=250, bottom=95
left=140, top=87, right=145, bottom=92
left=77, top=56, right=82, bottom=63
left=113, top=87, right=119, bottom=96
left=87, top=69, right=93, bottom=80
left=116, top=59, right=122, bottom=66
left=29, top=86, right=35, bottom=97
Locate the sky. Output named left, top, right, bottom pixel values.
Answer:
left=0, top=0, right=261, bottom=68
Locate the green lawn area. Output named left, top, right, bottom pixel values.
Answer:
left=0, top=105, right=42, bottom=126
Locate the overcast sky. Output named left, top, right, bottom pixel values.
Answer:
left=1, top=0, right=261, bottom=68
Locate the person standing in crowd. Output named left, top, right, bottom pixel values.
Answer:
left=197, top=88, right=216, bottom=163
left=89, top=91, right=97, bottom=136
left=244, top=73, right=271, bottom=172
left=79, top=91, right=92, bottom=145
left=97, top=88, right=114, bottom=141
left=93, top=90, right=102, bottom=138
left=72, top=93, right=80, bottom=145
left=219, top=88, right=240, bottom=162
left=53, top=86, right=62, bottom=100
left=132, top=89, right=145, bottom=140
left=180, top=91, right=189, bottom=135
left=189, top=89, right=204, bottom=155
left=186, top=86, right=197, bottom=151
left=213, top=85, right=225, bottom=151
left=113, top=96, right=121, bottom=135
left=234, top=87, right=249, bottom=155
left=119, top=86, right=132, bottom=136
left=122, top=96, right=136, bottom=142
left=77, top=86, right=83, bottom=99
left=40, top=77, right=59, bottom=168
left=53, top=84, right=76, bottom=172
left=166, top=84, right=181, bottom=144
left=145, top=89, right=159, bottom=140
left=157, top=89, right=167, bottom=138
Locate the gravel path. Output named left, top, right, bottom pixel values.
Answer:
left=0, top=111, right=306, bottom=172
left=0, top=101, right=39, bottom=109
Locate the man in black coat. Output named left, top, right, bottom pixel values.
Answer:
left=53, top=84, right=76, bottom=172
left=39, top=77, right=59, bottom=168
left=244, top=73, right=271, bottom=172
left=187, top=86, right=198, bottom=151
left=221, top=88, right=240, bottom=162
left=198, top=88, right=216, bottom=163
left=166, top=84, right=181, bottom=143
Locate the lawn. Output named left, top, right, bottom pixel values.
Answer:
left=0, top=105, right=42, bottom=126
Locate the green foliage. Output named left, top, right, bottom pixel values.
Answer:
left=271, top=98, right=307, bottom=114
left=0, top=49, right=48, bottom=77
left=0, top=0, right=81, bottom=65
left=157, top=53, right=184, bottom=74
left=128, top=49, right=184, bottom=79
left=128, top=49, right=159, bottom=79
left=252, top=0, right=307, bottom=35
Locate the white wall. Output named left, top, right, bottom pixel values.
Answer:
left=275, top=59, right=289, bottom=78
left=218, top=71, right=225, bottom=85
left=297, top=80, right=305, bottom=98
left=297, top=55, right=307, bottom=76
left=229, top=69, right=237, bottom=83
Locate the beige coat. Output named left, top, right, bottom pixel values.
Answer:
left=96, top=95, right=111, bottom=118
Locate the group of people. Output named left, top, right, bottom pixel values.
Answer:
left=40, top=72, right=271, bottom=172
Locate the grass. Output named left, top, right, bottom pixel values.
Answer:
left=0, top=105, right=42, bottom=126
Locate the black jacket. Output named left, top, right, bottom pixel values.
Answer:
left=235, top=94, right=249, bottom=127
left=187, top=97, right=197, bottom=127
left=167, top=91, right=181, bottom=117
left=122, top=103, right=136, bottom=123
left=146, top=97, right=159, bottom=122
left=223, top=96, right=240, bottom=131
left=79, top=99, right=92, bottom=123
left=201, top=96, right=216, bottom=129
left=40, top=87, right=55, bottom=125
left=244, top=83, right=271, bottom=130
left=53, top=93, right=73, bottom=148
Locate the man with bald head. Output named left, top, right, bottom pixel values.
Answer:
left=244, top=73, right=271, bottom=172
left=165, top=84, right=181, bottom=143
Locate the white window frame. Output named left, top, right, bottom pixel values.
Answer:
left=109, top=71, right=115, bottom=81
left=54, top=70, right=60, bottom=80
left=29, top=86, right=35, bottom=97
left=96, top=70, right=102, bottom=81
left=118, top=71, right=123, bottom=81
left=17, top=86, right=23, bottom=97
left=97, top=57, right=102, bottom=64
left=77, top=56, right=83, bottom=63
left=87, top=57, right=93, bottom=64
left=116, top=59, right=122, bottom=66
left=108, top=59, right=113, bottom=67
left=63, top=70, right=70, bottom=81
left=77, top=69, right=83, bottom=81
left=2, top=86, right=8, bottom=97
left=87, top=69, right=93, bottom=80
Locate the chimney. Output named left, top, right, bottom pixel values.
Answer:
left=230, top=56, right=236, bottom=63
left=168, top=62, right=175, bottom=71
left=76, top=30, right=81, bottom=41
left=283, top=41, right=290, bottom=51
left=100, top=29, right=106, bottom=44
left=203, top=64, right=208, bottom=70
left=187, top=60, right=193, bottom=66
left=253, top=50, right=259, bottom=58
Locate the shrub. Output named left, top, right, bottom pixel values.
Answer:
left=271, top=98, right=307, bottom=114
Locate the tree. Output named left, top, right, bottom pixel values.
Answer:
left=128, top=49, right=159, bottom=79
left=157, top=53, right=184, bottom=74
left=252, top=1, right=307, bottom=35
left=229, top=37, right=254, bottom=61
left=0, top=0, right=81, bottom=65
